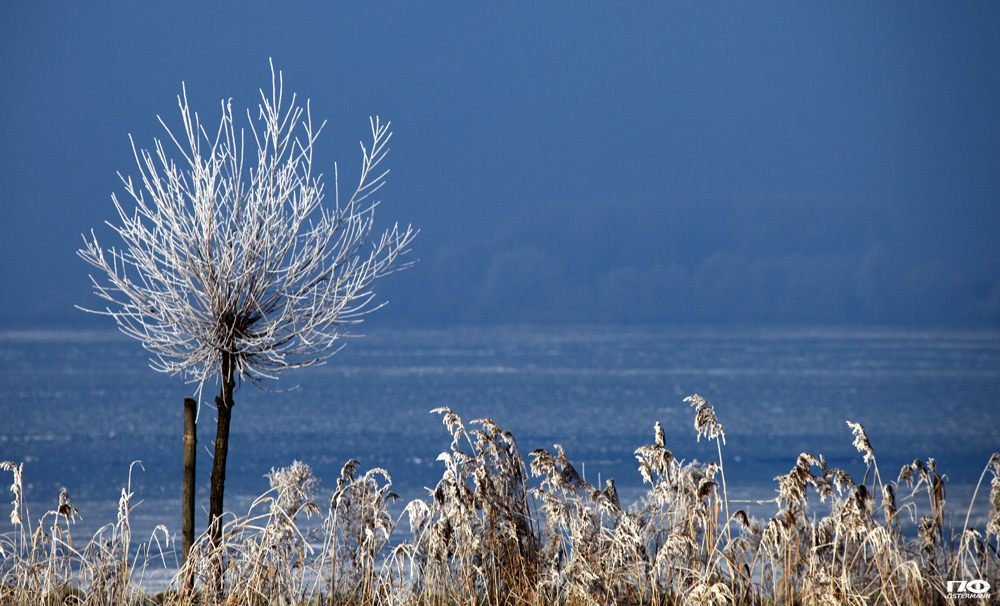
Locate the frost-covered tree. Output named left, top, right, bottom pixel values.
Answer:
left=78, top=62, right=416, bottom=551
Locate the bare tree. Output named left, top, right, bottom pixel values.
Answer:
left=78, top=62, right=416, bottom=555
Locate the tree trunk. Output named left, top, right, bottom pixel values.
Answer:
left=182, top=397, right=197, bottom=581
left=209, top=352, right=236, bottom=550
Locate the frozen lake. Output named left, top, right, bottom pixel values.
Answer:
left=2, top=325, right=998, bottom=562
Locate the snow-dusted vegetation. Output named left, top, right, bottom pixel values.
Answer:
left=76, top=62, right=415, bottom=567
left=3, top=399, right=998, bottom=605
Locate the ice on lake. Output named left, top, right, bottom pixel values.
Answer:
left=2, top=325, right=998, bottom=552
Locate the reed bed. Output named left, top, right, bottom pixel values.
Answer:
left=2, top=397, right=998, bottom=605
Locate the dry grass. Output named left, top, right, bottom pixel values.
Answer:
left=3, top=398, right=999, bottom=605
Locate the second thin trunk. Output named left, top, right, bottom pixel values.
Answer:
left=182, top=397, right=197, bottom=590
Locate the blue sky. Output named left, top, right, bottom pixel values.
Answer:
left=2, top=2, right=999, bottom=327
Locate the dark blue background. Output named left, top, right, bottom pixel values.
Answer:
left=3, top=3, right=999, bottom=328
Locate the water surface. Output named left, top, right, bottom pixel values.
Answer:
left=1, top=325, right=997, bottom=552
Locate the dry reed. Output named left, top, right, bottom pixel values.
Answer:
left=3, top=398, right=998, bottom=605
